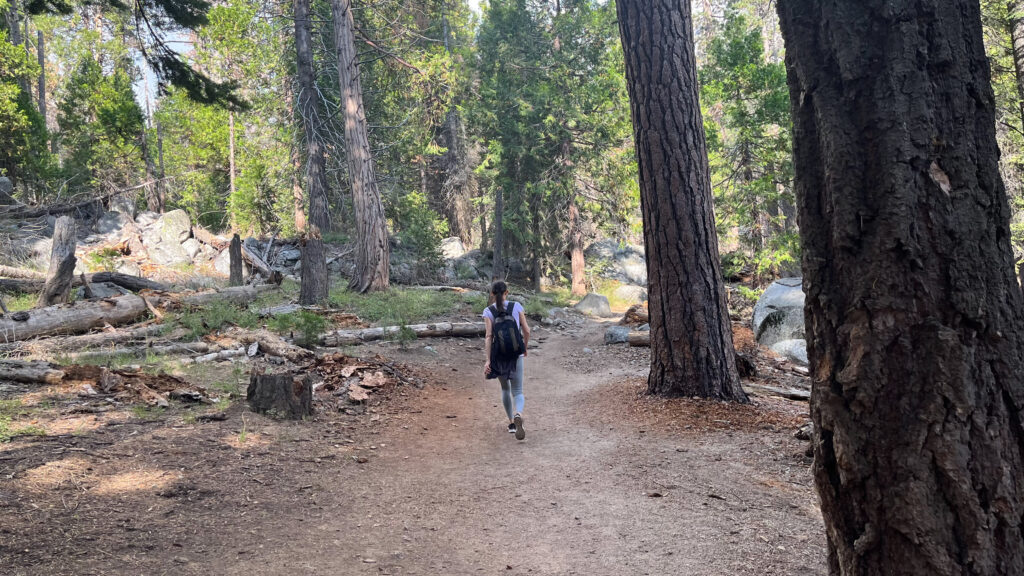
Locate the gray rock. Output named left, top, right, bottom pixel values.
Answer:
left=108, top=194, right=135, bottom=218
left=770, top=339, right=808, bottom=366
left=440, top=237, right=467, bottom=260
left=584, top=239, right=647, bottom=286
left=574, top=293, right=614, bottom=317
left=638, top=323, right=650, bottom=332
left=156, top=209, right=192, bottom=244
left=752, top=277, right=805, bottom=347
left=116, top=260, right=142, bottom=276
left=278, top=247, right=302, bottom=263
left=213, top=248, right=232, bottom=276
left=0, top=176, right=12, bottom=202
left=77, top=281, right=130, bottom=300
left=135, top=211, right=160, bottom=227
left=148, top=241, right=191, bottom=267
left=604, top=325, right=632, bottom=345
left=613, top=284, right=648, bottom=304
left=200, top=244, right=217, bottom=261
left=182, top=238, right=202, bottom=259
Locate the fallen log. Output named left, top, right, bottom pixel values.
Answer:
left=181, top=284, right=278, bottom=308
left=0, top=196, right=106, bottom=220
left=0, top=359, right=65, bottom=384
left=743, top=382, right=810, bottom=402
left=0, top=294, right=149, bottom=342
left=0, top=324, right=166, bottom=354
left=222, top=327, right=314, bottom=362
left=241, top=239, right=282, bottom=284
left=627, top=331, right=651, bottom=346
left=180, top=347, right=246, bottom=365
left=192, top=225, right=229, bottom=250
left=0, top=271, right=166, bottom=294
left=0, top=265, right=44, bottom=280
left=63, top=342, right=213, bottom=361
left=321, top=321, right=485, bottom=347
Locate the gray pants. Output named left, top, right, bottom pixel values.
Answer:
left=498, top=356, right=525, bottom=420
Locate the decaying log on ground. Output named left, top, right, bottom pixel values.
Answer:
left=743, top=382, right=810, bottom=402
left=63, top=342, right=213, bottom=361
left=0, top=196, right=106, bottom=220
left=0, top=265, right=45, bottom=280
left=0, top=271, right=165, bottom=294
left=0, top=324, right=166, bottom=354
left=222, top=327, right=314, bottom=362
left=38, top=216, right=77, bottom=306
left=192, top=225, right=229, bottom=250
left=180, top=347, right=246, bottom=365
left=408, top=286, right=473, bottom=293
left=627, top=331, right=651, bottom=346
left=241, top=239, right=283, bottom=284
left=321, top=321, right=485, bottom=346
left=0, top=359, right=65, bottom=384
left=181, top=284, right=278, bottom=308
left=620, top=304, right=649, bottom=326
left=247, top=371, right=312, bottom=419
left=0, top=294, right=149, bottom=342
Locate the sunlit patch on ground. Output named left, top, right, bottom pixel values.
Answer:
left=21, top=457, right=93, bottom=492
left=91, top=468, right=175, bottom=496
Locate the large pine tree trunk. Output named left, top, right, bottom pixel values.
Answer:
left=294, top=0, right=329, bottom=303
left=332, top=0, right=389, bottom=293
left=778, top=1, right=1024, bottom=573
left=615, top=0, right=744, bottom=401
left=569, top=194, right=586, bottom=296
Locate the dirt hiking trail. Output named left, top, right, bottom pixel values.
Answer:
left=2, top=321, right=826, bottom=575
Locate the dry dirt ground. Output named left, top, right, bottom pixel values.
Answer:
left=0, top=320, right=826, bottom=575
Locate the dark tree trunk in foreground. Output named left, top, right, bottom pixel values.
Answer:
left=293, top=0, right=329, bottom=302
left=778, top=1, right=1024, bottom=574
left=39, top=216, right=76, bottom=307
left=615, top=0, right=744, bottom=400
left=569, top=194, right=586, bottom=296
left=332, top=0, right=389, bottom=292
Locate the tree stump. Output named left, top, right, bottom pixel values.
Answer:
left=246, top=371, right=312, bottom=419
left=38, top=216, right=77, bottom=307
left=229, top=234, right=243, bottom=287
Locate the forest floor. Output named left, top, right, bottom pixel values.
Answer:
left=0, top=316, right=826, bottom=575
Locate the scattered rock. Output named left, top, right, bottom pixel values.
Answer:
left=613, top=284, right=648, bottom=304
left=584, top=239, right=647, bottom=285
left=439, top=236, right=466, bottom=259
left=0, top=176, right=12, bottom=202
left=637, top=323, right=650, bottom=332
left=770, top=339, right=808, bottom=366
left=146, top=240, right=191, bottom=267
left=582, top=347, right=594, bottom=354
left=76, top=281, right=129, bottom=300
left=604, top=325, right=631, bottom=345
left=182, top=238, right=202, bottom=259
left=135, top=211, right=160, bottom=227
left=752, top=277, right=804, bottom=347
left=94, top=211, right=127, bottom=235
left=278, top=247, right=302, bottom=263
left=156, top=209, right=192, bottom=244
left=574, top=293, right=614, bottom=318
left=116, top=260, right=142, bottom=277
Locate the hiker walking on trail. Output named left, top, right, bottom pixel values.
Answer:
left=483, top=281, right=530, bottom=440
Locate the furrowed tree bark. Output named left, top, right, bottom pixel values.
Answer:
left=332, top=0, right=389, bottom=293
left=247, top=372, right=312, bottom=419
left=38, top=216, right=76, bottom=306
left=294, top=0, right=330, bottom=233
left=615, top=0, right=745, bottom=401
left=299, top=225, right=329, bottom=305
left=569, top=194, right=586, bottom=296
left=777, top=1, right=1024, bottom=573
left=229, top=234, right=243, bottom=286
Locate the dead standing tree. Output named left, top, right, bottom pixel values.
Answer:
left=778, top=0, right=1024, bottom=573
left=38, top=216, right=77, bottom=307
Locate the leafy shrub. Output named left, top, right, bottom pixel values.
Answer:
left=390, top=191, right=449, bottom=271
left=85, top=247, right=122, bottom=273
left=172, top=302, right=259, bottom=340
left=268, top=310, right=328, bottom=348
left=329, top=285, right=460, bottom=325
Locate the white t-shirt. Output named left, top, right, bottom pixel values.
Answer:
left=482, top=301, right=523, bottom=331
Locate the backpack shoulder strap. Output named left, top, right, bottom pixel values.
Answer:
left=489, top=304, right=501, bottom=318
left=506, top=301, right=516, bottom=316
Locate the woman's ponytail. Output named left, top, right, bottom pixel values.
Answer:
left=491, top=281, right=507, bottom=310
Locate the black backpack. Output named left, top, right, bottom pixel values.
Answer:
left=490, top=301, right=524, bottom=361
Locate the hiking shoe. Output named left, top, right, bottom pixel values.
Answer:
left=507, top=422, right=516, bottom=434
left=514, top=414, right=525, bottom=440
